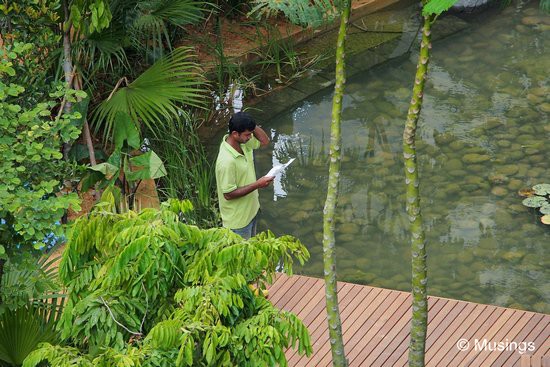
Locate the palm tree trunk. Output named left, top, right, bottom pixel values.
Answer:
left=403, top=13, right=433, bottom=367
left=322, top=1, right=351, bottom=366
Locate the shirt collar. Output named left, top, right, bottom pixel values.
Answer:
left=221, top=134, right=244, bottom=158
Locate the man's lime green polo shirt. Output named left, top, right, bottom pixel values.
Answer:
left=215, top=135, right=261, bottom=229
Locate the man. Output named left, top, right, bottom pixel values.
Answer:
left=215, top=112, right=274, bottom=239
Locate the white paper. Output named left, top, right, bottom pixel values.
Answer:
left=265, top=158, right=295, bottom=177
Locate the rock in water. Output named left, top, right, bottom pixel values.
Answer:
left=451, top=0, right=496, bottom=13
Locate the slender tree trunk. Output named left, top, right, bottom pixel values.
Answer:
left=73, top=75, right=97, bottom=166
left=62, top=0, right=73, bottom=160
left=403, top=13, right=433, bottom=367
left=61, top=0, right=96, bottom=167
left=322, top=1, right=351, bottom=366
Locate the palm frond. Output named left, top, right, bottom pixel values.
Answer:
left=0, top=305, right=59, bottom=365
left=73, top=29, right=130, bottom=75
left=1, top=252, right=62, bottom=311
left=250, top=0, right=342, bottom=28
left=93, top=47, right=207, bottom=139
left=130, top=0, right=212, bottom=57
left=146, top=0, right=210, bottom=26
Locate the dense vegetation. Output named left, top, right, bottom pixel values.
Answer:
left=23, top=199, right=311, bottom=367
left=2, top=0, right=547, bottom=366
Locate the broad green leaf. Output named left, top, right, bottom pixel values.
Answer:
left=125, top=151, right=167, bottom=181
left=533, top=183, right=550, bottom=196
left=422, top=0, right=460, bottom=16
left=70, top=94, right=90, bottom=129
left=113, top=111, right=141, bottom=150
left=90, top=162, right=119, bottom=180
left=539, top=203, right=550, bottom=215
left=522, top=196, right=547, bottom=208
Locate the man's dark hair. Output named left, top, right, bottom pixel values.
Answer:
left=229, top=112, right=256, bottom=133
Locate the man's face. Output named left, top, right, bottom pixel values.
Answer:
left=233, top=130, right=253, bottom=144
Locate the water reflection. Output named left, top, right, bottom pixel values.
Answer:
left=254, top=3, right=549, bottom=313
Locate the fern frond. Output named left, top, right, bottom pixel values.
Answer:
left=250, top=0, right=341, bottom=27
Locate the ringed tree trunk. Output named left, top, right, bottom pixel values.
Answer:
left=322, top=1, right=352, bottom=366
left=403, top=13, right=434, bottom=367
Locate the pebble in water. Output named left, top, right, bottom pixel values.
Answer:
left=258, top=4, right=549, bottom=313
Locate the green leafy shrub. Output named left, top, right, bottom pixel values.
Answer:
left=0, top=42, right=82, bottom=254
left=0, top=252, right=66, bottom=367
left=24, top=199, right=311, bottom=366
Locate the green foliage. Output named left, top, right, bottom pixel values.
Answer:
left=521, top=184, right=550, bottom=225
left=24, top=200, right=311, bottom=366
left=68, top=0, right=113, bottom=35
left=93, top=47, right=207, bottom=139
left=149, top=115, right=219, bottom=228
left=0, top=304, right=60, bottom=366
left=81, top=111, right=167, bottom=211
left=422, top=0, right=460, bottom=16
left=0, top=252, right=65, bottom=366
left=0, top=43, right=82, bottom=252
left=0, top=0, right=61, bottom=99
left=250, top=0, right=342, bottom=28
left=0, top=252, right=61, bottom=312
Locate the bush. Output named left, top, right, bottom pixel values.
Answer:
left=24, top=199, right=311, bottom=367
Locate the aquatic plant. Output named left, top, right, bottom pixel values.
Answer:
left=521, top=184, right=550, bottom=225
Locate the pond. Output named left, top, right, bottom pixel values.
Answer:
left=250, top=3, right=549, bottom=313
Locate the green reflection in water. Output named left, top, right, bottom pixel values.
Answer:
left=253, top=4, right=549, bottom=313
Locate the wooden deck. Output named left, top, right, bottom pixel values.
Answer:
left=267, top=274, right=550, bottom=367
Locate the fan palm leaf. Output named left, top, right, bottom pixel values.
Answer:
left=72, top=28, right=130, bottom=76
left=1, top=253, right=63, bottom=312
left=0, top=305, right=59, bottom=366
left=93, top=47, right=207, bottom=139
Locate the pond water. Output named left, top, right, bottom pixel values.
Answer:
left=252, top=4, right=550, bottom=313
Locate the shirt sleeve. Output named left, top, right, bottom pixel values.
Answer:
left=245, top=136, right=261, bottom=150
left=216, top=160, right=238, bottom=194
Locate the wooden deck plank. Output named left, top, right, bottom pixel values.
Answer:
left=290, top=282, right=355, bottom=366
left=449, top=306, right=510, bottom=366
left=279, top=276, right=319, bottom=311
left=343, top=292, right=410, bottom=366
left=375, top=297, right=450, bottom=367
left=355, top=292, right=416, bottom=366
left=437, top=305, right=501, bottom=366
left=394, top=298, right=469, bottom=367
left=425, top=302, right=484, bottom=365
left=480, top=312, right=536, bottom=367
left=465, top=309, right=528, bottom=366
left=503, top=313, right=549, bottom=367
left=492, top=313, right=543, bottom=367
left=316, top=290, right=408, bottom=366
left=267, top=274, right=550, bottom=367
left=300, top=284, right=369, bottom=367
